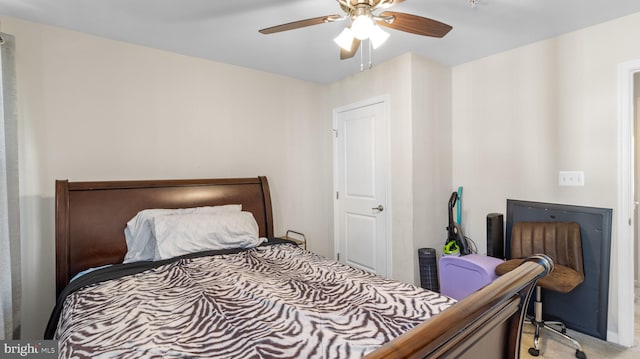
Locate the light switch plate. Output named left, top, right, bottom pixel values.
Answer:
left=559, top=171, right=585, bottom=186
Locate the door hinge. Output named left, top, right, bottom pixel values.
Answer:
left=333, top=129, right=338, bottom=138
left=336, top=191, right=339, bottom=200
left=337, top=253, right=340, bottom=261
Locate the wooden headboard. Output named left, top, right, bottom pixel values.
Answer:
left=55, top=176, right=274, bottom=296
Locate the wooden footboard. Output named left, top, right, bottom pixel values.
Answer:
left=365, top=255, right=553, bottom=359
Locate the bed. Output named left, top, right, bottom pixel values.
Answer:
left=45, top=176, right=552, bottom=358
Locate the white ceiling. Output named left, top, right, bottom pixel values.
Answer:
left=2, top=0, right=640, bottom=83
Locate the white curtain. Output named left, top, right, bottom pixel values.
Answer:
left=0, top=32, right=20, bottom=340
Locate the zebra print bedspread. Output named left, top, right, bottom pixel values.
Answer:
left=54, top=243, right=455, bottom=358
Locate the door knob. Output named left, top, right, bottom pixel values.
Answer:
left=372, top=205, right=384, bottom=212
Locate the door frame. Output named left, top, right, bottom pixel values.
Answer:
left=637, top=96, right=640, bottom=288
left=615, top=58, right=639, bottom=346
left=333, top=95, right=392, bottom=277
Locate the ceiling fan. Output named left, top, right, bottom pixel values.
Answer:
left=259, top=0, right=452, bottom=60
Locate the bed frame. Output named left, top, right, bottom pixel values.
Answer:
left=55, top=176, right=274, bottom=295
left=55, top=176, right=552, bottom=358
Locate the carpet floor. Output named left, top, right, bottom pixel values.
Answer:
left=519, top=291, right=640, bottom=358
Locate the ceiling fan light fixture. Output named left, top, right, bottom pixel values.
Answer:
left=334, top=27, right=355, bottom=51
left=370, top=25, right=390, bottom=49
left=351, top=14, right=374, bottom=40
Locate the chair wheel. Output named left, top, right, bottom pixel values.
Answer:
left=528, top=348, right=540, bottom=356
left=575, top=350, right=587, bottom=359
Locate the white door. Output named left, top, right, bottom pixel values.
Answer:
left=334, top=97, right=390, bottom=278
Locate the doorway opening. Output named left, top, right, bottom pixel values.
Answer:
left=617, top=59, right=640, bottom=347
left=635, top=72, right=640, bottom=288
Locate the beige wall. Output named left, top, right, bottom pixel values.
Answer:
left=410, top=55, right=452, bottom=283
left=326, top=54, right=452, bottom=285
left=452, top=11, right=640, bottom=342
left=4, top=17, right=332, bottom=338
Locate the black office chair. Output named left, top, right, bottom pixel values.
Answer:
left=496, top=222, right=586, bottom=359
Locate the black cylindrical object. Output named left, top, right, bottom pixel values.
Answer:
left=486, top=213, right=504, bottom=259
left=418, top=248, right=439, bottom=292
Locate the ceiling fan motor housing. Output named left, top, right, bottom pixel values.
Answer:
left=338, top=0, right=391, bottom=14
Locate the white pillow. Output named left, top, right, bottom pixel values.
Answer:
left=152, top=211, right=266, bottom=260
left=123, top=204, right=242, bottom=263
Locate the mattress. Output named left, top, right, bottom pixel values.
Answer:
left=46, top=241, right=455, bottom=358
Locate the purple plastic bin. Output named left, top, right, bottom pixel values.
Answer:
left=439, top=254, right=504, bottom=301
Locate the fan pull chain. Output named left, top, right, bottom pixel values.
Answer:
left=360, top=42, right=364, bottom=72
left=359, top=40, right=375, bottom=72
left=368, top=39, right=372, bottom=69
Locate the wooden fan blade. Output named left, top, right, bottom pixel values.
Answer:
left=340, top=39, right=361, bottom=60
left=378, top=11, right=452, bottom=38
left=259, top=15, right=341, bottom=34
